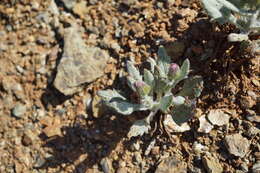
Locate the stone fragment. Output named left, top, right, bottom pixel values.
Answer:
left=41, top=116, right=62, bottom=137
left=73, top=1, right=88, bottom=18
left=225, top=134, right=250, bottom=157
left=22, top=130, right=38, bottom=146
left=100, top=157, right=113, bottom=173
left=246, top=110, right=260, bottom=123
left=92, top=94, right=103, bottom=118
left=62, top=0, right=77, bottom=10
left=198, top=115, right=214, bottom=133
left=54, top=26, right=109, bottom=95
left=49, top=0, right=59, bottom=15
left=130, top=141, right=140, bottom=151
left=252, top=161, right=260, bottom=173
left=11, top=104, right=27, bottom=118
left=133, top=152, right=142, bottom=165
left=192, top=142, right=208, bottom=154
left=240, top=95, right=256, bottom=109
left=207, top=109, right=230, bottom=126
left=164, top=114, right=190, bottom=133
left=155, top=156, right=187, bottom=173
left=202, top=154, right=223, bottom=173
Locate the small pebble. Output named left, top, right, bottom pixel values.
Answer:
left=11, top=104, right=27, bottom=118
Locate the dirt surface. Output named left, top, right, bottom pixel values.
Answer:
left=0, top=0, right=259, bottom=173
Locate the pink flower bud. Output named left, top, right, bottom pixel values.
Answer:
left=169, top=63, right=179, bottom=74
left=134, top=81, right=145, bottom=88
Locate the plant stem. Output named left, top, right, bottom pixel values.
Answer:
left=145, top=109, right=158, bottom=124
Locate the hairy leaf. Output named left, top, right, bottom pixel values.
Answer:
left=201, top=0, right=260, bottom=33
left=147, top=57, right=157, bottom=73
left=107, top=98, right=146, bottom=115
left=127, top=61, right=142, bottom=81
left=143, top=68, right=155, bottom=89
left=159, top=94, right=173, bottom=113
left=172, top=59, right=190, bottom=86
left=178, top=76, right=204, bottom=99
left=126, top=76, right=137, bottom=92
left=172, top=96, right=185, bottom=106
left=98, top=89, right=126, bottom=101
left=127, top=119, right=151, bottom=138
left=171, top=100, right=196, bottom=125
left=157, top=46, right=171, bottom=77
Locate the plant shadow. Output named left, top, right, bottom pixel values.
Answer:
left=40, top=113, right=132, bottom=172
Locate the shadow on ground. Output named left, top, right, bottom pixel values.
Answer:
left=40, top=113, right=131, bottom=173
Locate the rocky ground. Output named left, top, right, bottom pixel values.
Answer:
left=0, top=0, right=259, bottom=173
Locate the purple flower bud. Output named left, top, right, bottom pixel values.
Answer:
left=168, top=63, right=180, bottom=79
left=135, top=81, right=145, bottom=88
left=169, top=63, right=179, bottom=74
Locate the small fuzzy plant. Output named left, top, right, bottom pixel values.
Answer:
left=98, top=46, right=203, bottom=138
left=201, top=0, right=260, bottom=42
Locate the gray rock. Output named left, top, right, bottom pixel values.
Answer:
left=246, top=110, right=260, bottom=123
left=49, top=0, right=59, bottom=15
left=130, top=141, right=140, bottom=151
left=240, top=162, right=248, bottom=172
left=33, top=155, right=46, bottom=168
left=100, top=157, right=113, bottom=173
left=207, top=109, right=230, bottom=126
left=61, top=0, right=77, bottom=10
left=225, top=134, right=250, bottom=157
left=11, top=104, right=27, bottom=118
left=252, top=161, right=260, bottom=173
left=133, top=152, right=142, bottom=165
left=54, top=26, right=109, bottom=95
left=202, top=154, right=223, bottom=173
left=155, top=156, right=187, bottom=173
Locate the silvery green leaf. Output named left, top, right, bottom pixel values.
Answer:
left=127, top=61, right=142, bottom=81
left=98, top=89, right=126, bottom=102
left=172, top=96, right=185, bottom=106
left=154, top=64, right=166, bottom=78
left=127, top=119, right=151, bottom=138
left=127, top=76, right=136, bottom=92
left=201, top=0, right=260, bottom=33
left=159, top=94, right=173, bottom=113
left=147, top=57, right=157, bottom=73
left=172, top=59, right=190, bottom=86
left=178, top=76, right=204, bottom=99
left=107, top=99, right=147, bottom=115
left=201, top=0, right=239, bottom=21
left=154, top=77, right=168, bottom=95
left=140, top=96, right=156, bottom=110
left=157, top=46, right=171, bottom=77
left=171, top=100, right=196, bottom=125
left=143, top=69, right=155, bottom=89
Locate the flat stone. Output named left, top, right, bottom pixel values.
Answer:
left=252, top=161, right=260, bottom=173
left=198, top=115, right=214, bottom=133
left=54, top=26, right=109, bottom=95
left=240, top=95, right=256, bottom=109
left=202, top=155, right=223, bottom=173
left=225, top=134, right=250, bottom=157
left=207, top=109, right=230, bottom=126
left=164, top=114, right=191, bottom=133
left=246, top=110, right=260, bottom=123
left=155, top=156, right=187, bottom=173
left=61, top=0, right=77, bottom=10
left=22, top=130, right=38, bottom=146
left=11, top=104, right=27, bottom=118
left=100, top=157, right=113, bottom=173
